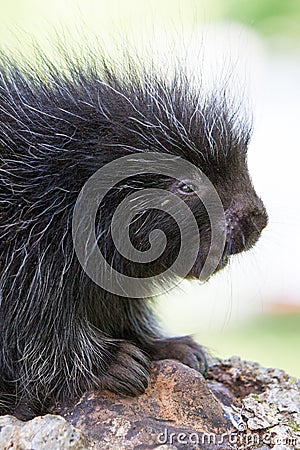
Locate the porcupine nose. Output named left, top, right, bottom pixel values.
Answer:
left=225, top=195, right=268, bottom=256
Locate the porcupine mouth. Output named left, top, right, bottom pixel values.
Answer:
left=186, top=241, right=230, bottom=281
left=201, top=242, right=231, bottom=279
left=214, top=241, right=231, bottom=272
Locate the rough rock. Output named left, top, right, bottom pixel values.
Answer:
left=60, top=360, right=235, bottom=450
left=0, top=414, right=89, bottom=449
left=0, top=358, right=299, bottom=450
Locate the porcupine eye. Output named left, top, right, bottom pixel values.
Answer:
left=177, top=181, right=197, bottom=195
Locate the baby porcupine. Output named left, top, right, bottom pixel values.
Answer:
left=0, top=48, right=268, bottom=419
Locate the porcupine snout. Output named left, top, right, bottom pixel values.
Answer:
left=224, top=194, right=268, bottom=256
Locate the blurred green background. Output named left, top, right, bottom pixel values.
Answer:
left=1, top=0, right=299, bottom=376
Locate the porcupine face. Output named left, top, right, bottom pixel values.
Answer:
left=115, top=162, right=268, bottom=282
left=177, top=162, right=269, bottom=279
left=96, top=91, right=268, bottom=284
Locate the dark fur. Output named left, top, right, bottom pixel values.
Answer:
left=0, top=49, right=268, bottom=419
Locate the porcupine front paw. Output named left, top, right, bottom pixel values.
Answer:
left=101, top=341, right=151, bottom=396
left=147, top=336, right=208, bottom=374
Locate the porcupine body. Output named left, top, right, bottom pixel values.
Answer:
left=0, top=49, right=268, bottom=419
